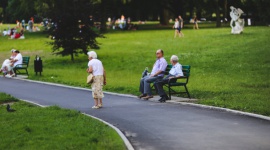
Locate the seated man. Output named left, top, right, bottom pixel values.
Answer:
left=155, top=55, right=183, bottom=102
left=6, top=50, right=22, bottom=77
left=139, top=49, right=168, bottom=100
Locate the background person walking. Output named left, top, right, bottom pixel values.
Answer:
left=193, top=16, right=199, bottom=29
left=178, top=15, right=184, bottom=37
left=172, top=18, right=181, bottom=38
left=87, top=51, right=106, bottom=109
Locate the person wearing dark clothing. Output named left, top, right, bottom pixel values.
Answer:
left=89, top=15, right=94, bottom=27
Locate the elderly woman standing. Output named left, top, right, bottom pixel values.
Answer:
left=87, top=51, right=106, bottom=109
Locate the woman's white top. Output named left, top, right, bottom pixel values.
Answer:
left=88, top=59, right=104, bottom=76
left=174, top=21, right=179, bottom=28
left=13, top=53, right=23, bottom=67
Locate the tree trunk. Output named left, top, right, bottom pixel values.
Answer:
left=216, top=0, right=221, bottom=27
left=71, top=50, right=74, bottom=62
left=196, top=10, right=202, bottom=19
left=100, top=0, right=108, bottom=33
left=159, top=7, right=169, bottom=25
left=224, top=0, right=228, bottom=24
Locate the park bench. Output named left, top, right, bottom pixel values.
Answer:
left=14, top=56, right=30, bottom=76
left=153, top=65, right=191, bottom=99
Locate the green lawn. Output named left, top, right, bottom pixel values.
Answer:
left=0, top=93, right=125, bottom=150
left=0, top=24, right=270, bottom=116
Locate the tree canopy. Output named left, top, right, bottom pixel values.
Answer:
left=1, top=0, right=270, bottom=25
left=47, top=0, right=102, bottom=61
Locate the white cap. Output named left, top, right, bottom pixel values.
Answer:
left=11, top=49, right=16, bottom=52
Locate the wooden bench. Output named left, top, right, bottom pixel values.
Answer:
left=14, top=56, right=30, bottom=76
left=153, top=64, right=191, bottom=99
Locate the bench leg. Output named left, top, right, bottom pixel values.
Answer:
left=168, top=85, right=172, bottom=100
left=184, top=85, right=191, bottom=99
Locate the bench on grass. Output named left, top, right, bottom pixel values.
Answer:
left=153, top=64, right=191, bottom=99
left=14, top=56, right=30, bottom=76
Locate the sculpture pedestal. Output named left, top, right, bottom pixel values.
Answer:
left=231, top=19, right=245, bottom=34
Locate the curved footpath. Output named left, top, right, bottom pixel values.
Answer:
left=1, top=77, right=270, bottom=150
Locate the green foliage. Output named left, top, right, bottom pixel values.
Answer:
left=2, top=0, right=270, bottom=25
left=47, top=0, right=102, bottom=61
left=0, top=94, right=125, bottom=149
left=5, top=0, right=37, bottom=22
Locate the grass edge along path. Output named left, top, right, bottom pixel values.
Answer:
left=0, top=92, right=126, bottom=150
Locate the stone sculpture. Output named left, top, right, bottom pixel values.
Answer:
left=230, top=6, right=245, bottom=34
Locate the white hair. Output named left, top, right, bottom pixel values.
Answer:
left=87, top=51, right=97, bottom=59
left=170, top=55, right=179, bottom=62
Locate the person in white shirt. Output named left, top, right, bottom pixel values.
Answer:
left=11, top=50, right=23, bottom=67
left=0, top=49, right=16, bottom=77
left=8, top=50, right=23, bottom=77
left=86, top=51, right=106, bottom=109
left=155, top=55, right=183, bottom=102
left=172, top=18, right=181, bottom=38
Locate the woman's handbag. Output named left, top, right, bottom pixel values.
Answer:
left=87, top=74, right=94, bottom=84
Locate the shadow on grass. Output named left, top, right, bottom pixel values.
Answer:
left=0, top=93, right=19, bottom=104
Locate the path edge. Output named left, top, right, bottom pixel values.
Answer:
left=19, top=99, right=134, bottom=150
left=171, top=101, right=270, bottom=121
left=16, top=78, right=270, bottom=122
left=82, top=113, right=134, bottom=150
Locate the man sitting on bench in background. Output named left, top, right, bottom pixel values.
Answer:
left=155, top=55, right=183, bottom=103
left=138, top=49, right=168, bottom=100
left=6, top=50, right=23, bottom=78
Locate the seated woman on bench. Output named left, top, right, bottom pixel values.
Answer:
left=155, top=55, right=183, bottom=103
left=0, top=50, right=22, bottom=77
left=0, top=49, right=16, bottom=77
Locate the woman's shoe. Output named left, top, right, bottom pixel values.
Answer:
left=92, top=105, right=99, bottom=109
left=143, top=95, right=153, bottom=100
left=98, top=103, right=103, bottom=108
left=138, top=94, right=146, bottom=99
left=5, top=74, right=12, bottom=78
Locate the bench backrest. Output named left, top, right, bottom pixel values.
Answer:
left=164, top=64, right=172, bottom=75
left=22, top=57, right=30, bottom=66
left=182, top=65, right=191, bottom=77
left=164, top=64, right=191, bottom=77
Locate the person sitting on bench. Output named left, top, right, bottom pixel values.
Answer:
left=7, top=50, right=22, bottom=77
left=0, top=49, right=16, bottom=77
left=155, top=55, right=183, bottom=103
left=138, top=49, right=168, bottom=100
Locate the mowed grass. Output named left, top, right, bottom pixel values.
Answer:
left=0, top=24, right=270, bottom=116
left=0, top=93, right=125, bottom=150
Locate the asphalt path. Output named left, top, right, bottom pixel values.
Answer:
left=1, top=77, right=270, bottom=150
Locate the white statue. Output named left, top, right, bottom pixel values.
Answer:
left=230, top=6, right=245, bottom=34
